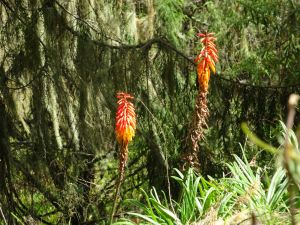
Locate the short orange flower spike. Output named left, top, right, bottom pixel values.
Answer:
left=195, top=32, right=218, bottom=91
left=115, top=92, right=136, bottom=145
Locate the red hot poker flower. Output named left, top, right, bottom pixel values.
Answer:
left=195, top=32, right=218, bottom=91
left=115, top=92, right=136, bottom=145
left=112, top=92, right=136, bottom=222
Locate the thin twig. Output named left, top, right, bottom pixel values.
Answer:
left=137, top=98, right=176, bottom=212
left=0, top=206, right=7, bottom=225
left=251, top=212, right=258, bottom=225
left=165, top=150, right=176, bottom=214
left=284, top=94, right=300, bottom=225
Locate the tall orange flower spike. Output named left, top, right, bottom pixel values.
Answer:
left=111, top=92, right=136, bottom=223
left=182, top=32, right=218, bottom=170
left=115, top=92, right=136, bottom=145
left=195, top=32, right=218, bottom=91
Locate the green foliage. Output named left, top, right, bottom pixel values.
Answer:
left=155, top=0, right=187, bottom=47
left=224, top=154, right=288, bottom=212
left=114, top=167, right=216, bottom=225
left=115, top=150, right=290, bottom=224
left=193, top=0, right=300, bottom=84
left=172, top=169, right=217, bottom=223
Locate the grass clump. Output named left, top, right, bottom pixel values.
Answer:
left=113, top=150, right=290, bottom=225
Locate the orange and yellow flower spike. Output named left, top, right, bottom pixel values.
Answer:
left=183, top=32, right=218, bottom=170
left=111, top=92, right=137, bottom=223
left=115, top=92, right=136, bottom=145
left=195, top=32, right=218, bottom=91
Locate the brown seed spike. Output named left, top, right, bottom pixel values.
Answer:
left=183, top=91, right=209, bottom=170
left=119, top=143, right=128, bottom=184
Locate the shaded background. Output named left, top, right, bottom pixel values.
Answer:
left=0, top=0, right=299, bottom=224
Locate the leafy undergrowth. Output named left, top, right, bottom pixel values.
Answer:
left=112, top=152, right=292, bottom=225
left=112, top=119, right=300, bottom=225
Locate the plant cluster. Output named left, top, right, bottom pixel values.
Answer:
left=112, top=96, right=300, bottom=224
left=113, top=152, right=290, bottom=225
